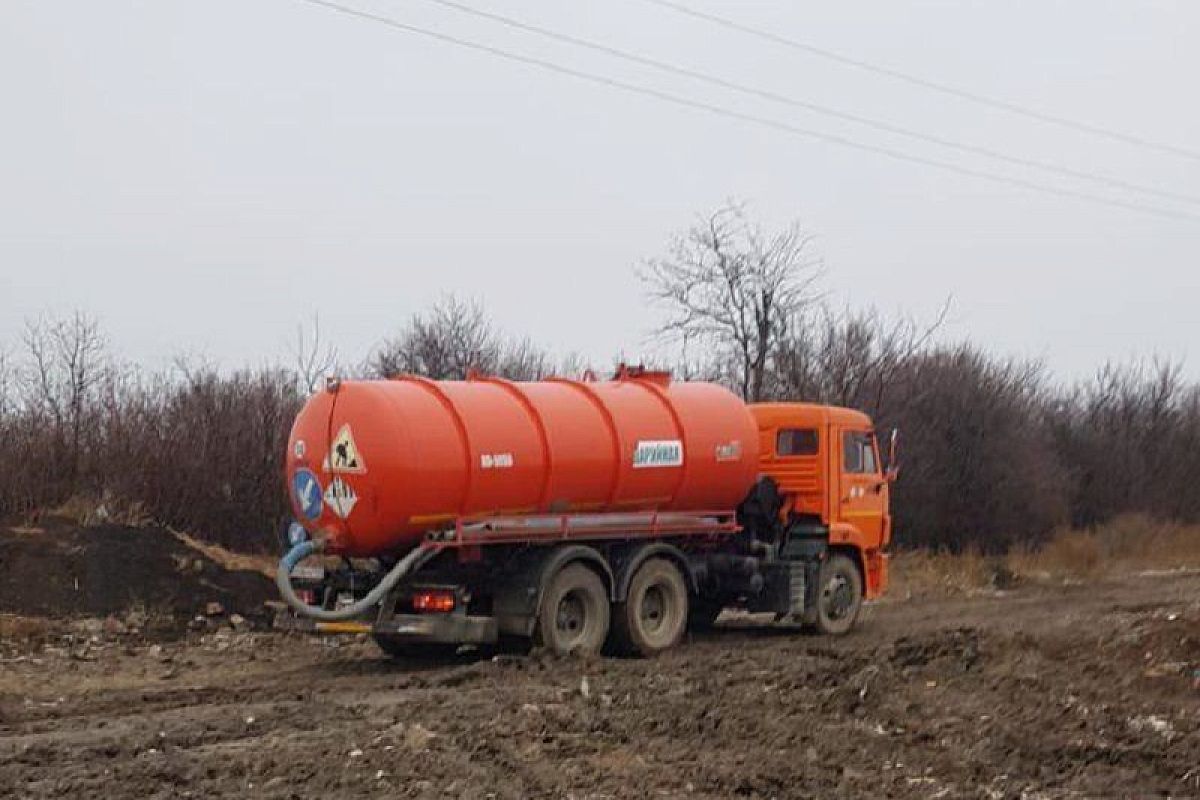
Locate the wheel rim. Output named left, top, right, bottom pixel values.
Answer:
left=556, top=590, right=589, bottom=646
left=640, top=584, right=667, bottom=634
left=822, top=573, right=853, bottom=620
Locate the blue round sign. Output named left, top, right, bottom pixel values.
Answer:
left=292, top=469, right=323, bottom=520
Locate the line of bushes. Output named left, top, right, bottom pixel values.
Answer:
left=2, top=307, right=1197, bottom=554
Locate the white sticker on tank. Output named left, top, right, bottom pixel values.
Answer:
left=633, top=439, right=684, bottom=468
left=480, top=452, right=514, bottom=469
left=324, top=477, right=358, bottom=519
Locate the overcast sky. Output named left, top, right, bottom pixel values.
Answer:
left=2, top=0, right=1198, bottom=382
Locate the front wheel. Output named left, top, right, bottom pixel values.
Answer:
left=812, top=554, right=863, bottom=636
left=609, top=558, right=689, bottom=656
left=535, top=564, right=610, bottom=655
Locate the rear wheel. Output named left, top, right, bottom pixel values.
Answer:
left=812, top=554, right=863, bottom=636
left=535, top=564, right=610, bottom=655
left=610, top=558, right=689, bottom=656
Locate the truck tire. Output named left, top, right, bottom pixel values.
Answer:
left=813, top=554, right=862, bottom=636
left=536, top=563, right=610, bottom=656
left=610, top=558, right=689, bottom=656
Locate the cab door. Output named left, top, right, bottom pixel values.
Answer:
left=836, top=427, right=888, bottom=546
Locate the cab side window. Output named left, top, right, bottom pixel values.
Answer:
left=776, top=428, right=819, bottom=456
left=842, top=431, right=878, bottom=474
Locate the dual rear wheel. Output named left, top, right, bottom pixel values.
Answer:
left=380, top=553, right=864, bottom=659
left=535, top=554, right=865, bottom=653
left=536, top=557, right=689, bottom=658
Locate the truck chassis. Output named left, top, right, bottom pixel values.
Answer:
left=277, top=507, right=868, bottom=657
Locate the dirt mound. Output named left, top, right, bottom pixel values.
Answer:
left=0, top=518, right=275, bottom=628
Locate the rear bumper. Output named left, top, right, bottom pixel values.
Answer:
left=274, top=610, right=498, bottom=644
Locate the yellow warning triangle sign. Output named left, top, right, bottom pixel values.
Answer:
left=329, top=424, right=367, bottom=474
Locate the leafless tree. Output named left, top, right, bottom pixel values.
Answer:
left=1050, top=358, right=1200, bottom=525
left=373, top=295, right=500, bottom=379
left=771, top=301, right=950, bottom=411
left=371, top=295, right=559, bottom=382
left=641, top=202, right=822, bottom=401
left=886, top=345, right=1069, bottom=551
left=497, top=337, right=554, bottom=381
left=20, top=312, right=108, bottom=489
left=555, top=352, right=592, bottom=381
left=0, top=348, right=12, bottom=418
left=291, top=313, right=339, bottom=392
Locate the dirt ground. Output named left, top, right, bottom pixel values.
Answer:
left=2, top=562, right=1199, bottom=799
left=0, top=519, right=274, bottom=629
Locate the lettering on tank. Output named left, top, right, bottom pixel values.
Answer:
left=714, top=440, right=742, bottom=462
left=480, top=453, right=515, bottom=469
left=632, top=439, right=684, bottom=468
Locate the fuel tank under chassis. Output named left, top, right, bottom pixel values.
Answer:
left=286, top=371, right=760, bottom=557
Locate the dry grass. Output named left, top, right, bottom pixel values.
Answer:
left=48, top=494, right=151, bottom=528
left=1011, top=513, right=1200, bottom=579
left=0, top=613, right=54, bottom=642
left=168, top=527, right=276, bottom=577
left=891, top=514, right=1200, bottom=598
left=889, top=549, right=1013, bottom=599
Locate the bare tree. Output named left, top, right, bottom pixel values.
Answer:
left=20, top=312, right=108, bottom=490
left=641, top=202, right=822, bottom=400
left=0, top=347, right=12, bottom=418
left=885, top=345, right=1069, bottom=552
left=291, top=313, right=339, bottom=392
left=373, top=295, right=500, bottom=379
left=1050, top=358, right=1200, bottom=526
left=497, top=337, right=554, bottom=381
left=772, top=301, right=949, bottom=410
left=372, top=296, right=558, bottom=382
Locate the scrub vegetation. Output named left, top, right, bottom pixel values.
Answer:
left=1, top=204, right=1197, bottom=555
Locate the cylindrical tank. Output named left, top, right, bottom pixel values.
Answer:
left=286, top=371, right=759, bottom=556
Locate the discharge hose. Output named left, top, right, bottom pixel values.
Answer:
left=276, top=539, right=440, bottom=622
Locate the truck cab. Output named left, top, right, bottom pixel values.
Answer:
left=748, top=402, right=893, bottom=614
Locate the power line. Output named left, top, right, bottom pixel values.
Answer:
left=640, top=0, right=1200, bottom=163
left=416, top=0, right=1200, bottom=206
left=293, top=0, right=1198, bottom=222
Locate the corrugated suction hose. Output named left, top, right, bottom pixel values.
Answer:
left=276, top=539, right=439, bottom=622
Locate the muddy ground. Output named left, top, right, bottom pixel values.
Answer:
left=0, top=520, right=275, bottom=629
left=2, top=561, right=1199, bottom=799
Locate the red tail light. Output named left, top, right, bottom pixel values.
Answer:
left=412, top=590, right=456, bottom=613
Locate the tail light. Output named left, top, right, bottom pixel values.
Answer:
left=412, top=590, right=456, bottom=613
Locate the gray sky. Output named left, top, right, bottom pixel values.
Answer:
left=2, top=0, right=1198, bottom=381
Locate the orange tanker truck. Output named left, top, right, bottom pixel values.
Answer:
left=275, top=366, right=895, bottom=657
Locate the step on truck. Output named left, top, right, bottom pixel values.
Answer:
left=275, top=366, right=895, bottom=657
